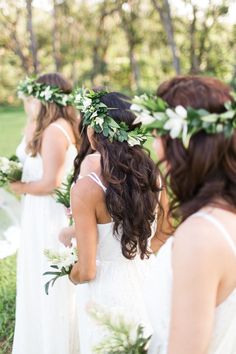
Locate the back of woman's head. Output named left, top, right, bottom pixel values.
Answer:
left=74, top=91, right=161, bottom=260
left=157, top=75, right=236, bottom=221
left=28, top=73, right=79, bottom=155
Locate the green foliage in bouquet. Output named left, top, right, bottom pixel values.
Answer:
left=54, top=172, right=74, bottom=225
left=43, top=247, right=78, bottom=295
left=0, top=156, right=22, bottom=187
left=88, top=304, right=151, bottom=354
left=54, top=172, right=74, bottom=208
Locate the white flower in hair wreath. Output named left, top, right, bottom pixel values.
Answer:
left=131, top=93, right=236, bottom=148
left=17, top=77, right=73, bottom=106
left=73, top=88, right=147, bottom=147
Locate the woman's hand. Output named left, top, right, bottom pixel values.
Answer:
left=59, top=226, right=75, bottom=247
left=10, top=181, right=26, bottom=195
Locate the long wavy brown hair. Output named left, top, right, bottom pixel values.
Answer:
left=74, top=92, right=162, bottom=260
left=27, top=73, right=79, bottom=156
left=156, top=75, right=236, bottom=222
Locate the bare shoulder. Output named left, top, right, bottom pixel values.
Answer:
left=42, top=124, right=66, bottom=146
left=71, top=175, right=103, bottom=210
left=173, top=215, right=224, bottom=262
left=80, top=154, right=101, bottom=176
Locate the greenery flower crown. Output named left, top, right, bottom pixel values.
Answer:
left=17, top=77, right=73, bottom=106
left=131, top=93, right=236, bottom=147
left=73, top=88, right=147, bottom=147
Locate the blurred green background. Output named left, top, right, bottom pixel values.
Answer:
left=0, top=108, right=25, bottom=354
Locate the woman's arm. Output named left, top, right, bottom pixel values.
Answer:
left=167, top=219, right=222, bottom=354
left=69, top=179, right=98, bottom=284
left=10, top=125, right=68, bottom=195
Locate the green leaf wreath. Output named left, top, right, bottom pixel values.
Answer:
left=131, top=92, right=236, bottom=148
left=73, top=88, right=147, bottom=147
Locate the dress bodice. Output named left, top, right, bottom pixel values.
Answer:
left=96, top=222, right=123, bottom=262
left=149, top=212, right=236, bottom=354
left=22, top=144, right=77, bottom=183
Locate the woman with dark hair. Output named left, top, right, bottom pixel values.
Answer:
left=68, top=89, right=170, bottom=353
left=131, top=76, right=236, bottom=354
left=11, top=74, right=79, bottom=354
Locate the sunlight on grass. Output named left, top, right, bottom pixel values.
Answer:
left=0, top=106, right=25, bottom=156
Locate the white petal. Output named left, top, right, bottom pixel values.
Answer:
left=166, top=108, right=179, bottom=121
left=169, top=123, right=182, bottom=139
left=139, top=113, right=156, bottom=125
left=175, top=105, right=187, bottom=118
left=133, top=116, right=142, bottom=125
left=130, top=103, right=142, bottom=112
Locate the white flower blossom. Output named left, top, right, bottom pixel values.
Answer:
left=83, top=97, right=92, bottom=109
left=44, top=246, right=78, bottom=271
left=75, top=93, right=82, bottom=103
left=127, top=136, right=140, bottom=147
left=27, top=84, right=33, bottom=94
left=40, top=86, right=53, bottom=101
left=0, top=157, right=10, bottom=173
left=133, top=112, right=156, bottom=125
left=130, top=103, right=143, bottom=113
left=95, top=116, right=104, bottom=128
left=17, top=91, right=26, bottom=100
left=61, top=95, right=69, bottom=106
left=164, top=105, right=188, bottom=139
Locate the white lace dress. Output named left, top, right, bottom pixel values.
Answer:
left=12, top=124, right=79, bottom=354
left=148, top=211, right=236, bottom=354
left=75, top=172, right=161, bottom=354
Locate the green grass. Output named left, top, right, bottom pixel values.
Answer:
left=0, top=106, right=26, bottom=156
left=0, top=105, right=25, bottom=354
left=0, top=256, right=16, bottom=354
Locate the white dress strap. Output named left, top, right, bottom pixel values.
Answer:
left=51, top=123, right=72, bottom=145
left=87, top=172, right=107, bottom=193
left=193, top=211, right=236, bottom=256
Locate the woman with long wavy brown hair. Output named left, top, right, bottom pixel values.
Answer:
left=67, top=89, right=170, bottom=354
left=132, top=76, right=236, bottom=354
left=10, top=73, right=79, bottom=354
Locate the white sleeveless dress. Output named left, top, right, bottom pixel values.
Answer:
left=75, top=172, right=162, bottom=354
left=12, top=124, right=79, bottom=354
left=148, top=211, right=236, bottom=354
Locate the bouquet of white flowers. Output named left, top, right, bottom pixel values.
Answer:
left=54, top=172, right=74, bottom=225
left=88, top=304, right=152, bottom=354
left=43, top=246, right=78, bottom=295
left=0, top=156, right=22, bottom=187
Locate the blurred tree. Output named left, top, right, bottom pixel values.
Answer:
left=26, top=0, right=38, bottom=74
left=0, top=2, right=29, bottom=74
left=52, top=0, right=62, bottom=72
left=187, top=0, right=230, bottom=74
left=118, top=0, right=142, bottom=90
left=0, top=0, right=235, bottom=104
left=151, top=0, right=181, bottom=74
